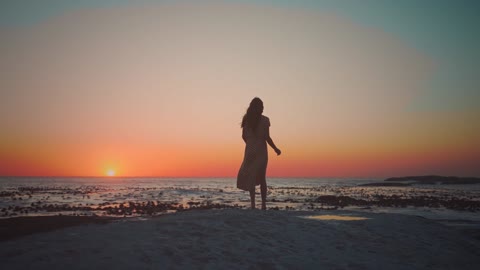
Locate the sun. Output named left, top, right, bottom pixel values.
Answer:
left=106, top=169, right=116, bottom=177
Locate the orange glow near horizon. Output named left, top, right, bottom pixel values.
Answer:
left=1, top=140, right=479, bottom=177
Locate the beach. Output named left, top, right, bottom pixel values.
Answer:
left=1, top=177, right=480, bottom=269
left=1, top=208, right=479, bottom=270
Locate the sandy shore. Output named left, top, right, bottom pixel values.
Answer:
left=0, top=209, right=479, bottom=269
left=0, top=216, right=116, bottom=242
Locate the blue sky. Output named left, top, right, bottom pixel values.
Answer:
left=269, top=0, right=480, bottom=111
left=1, top=0, right=479, bottom=110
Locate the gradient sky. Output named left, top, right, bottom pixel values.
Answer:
left=1, top=0, right=479, bottom=177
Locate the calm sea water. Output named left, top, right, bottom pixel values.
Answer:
left=1, top=177, right=479, bottom=225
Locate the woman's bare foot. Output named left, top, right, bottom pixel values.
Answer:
left=261, top=203, right=266, bottom=210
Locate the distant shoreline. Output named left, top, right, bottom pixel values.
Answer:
left=360, top=175, right=480, bottom=186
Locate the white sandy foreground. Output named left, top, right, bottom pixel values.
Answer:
left=1, top=209, right=479, bottom=270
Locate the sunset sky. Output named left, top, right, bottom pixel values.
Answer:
left=1, top=0, right=479, bottom=177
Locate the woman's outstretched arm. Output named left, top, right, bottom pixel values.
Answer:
left=266, top=127, right=281, bottom=155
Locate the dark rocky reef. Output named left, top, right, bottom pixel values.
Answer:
left=358, top=182, right=411, bottom=187
left=384, top=175, right=480, bottom=185
left=310, top=195, right=480, bottom=211
left=0, top=200, right=245, bottom=218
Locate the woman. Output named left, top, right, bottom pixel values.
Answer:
left=237, top=97, right=281, bottom=210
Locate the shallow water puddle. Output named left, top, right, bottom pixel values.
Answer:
left=301, top=215, right=370, bottom=221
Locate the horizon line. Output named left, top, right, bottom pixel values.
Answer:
left=0, top=175, right=477, bottom=179
left=0, top=175, right=384, bottom=179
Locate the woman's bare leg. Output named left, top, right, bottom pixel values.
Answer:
left=260, top=178, right=267, bottom=210
left=249, top=188, right=255, bottom=209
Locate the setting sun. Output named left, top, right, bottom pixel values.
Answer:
left=106, top=169, right=116, bottom=177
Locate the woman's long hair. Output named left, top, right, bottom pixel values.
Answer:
left=241, top=97, right=264, bottom=131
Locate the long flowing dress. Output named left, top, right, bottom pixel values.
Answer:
left=237, top=115, right=270, bottom=191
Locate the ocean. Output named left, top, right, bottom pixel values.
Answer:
left=1, top=177, right=479, bottom=226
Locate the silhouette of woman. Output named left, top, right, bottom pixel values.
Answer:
left=237, top=97, right=281, bottom=210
